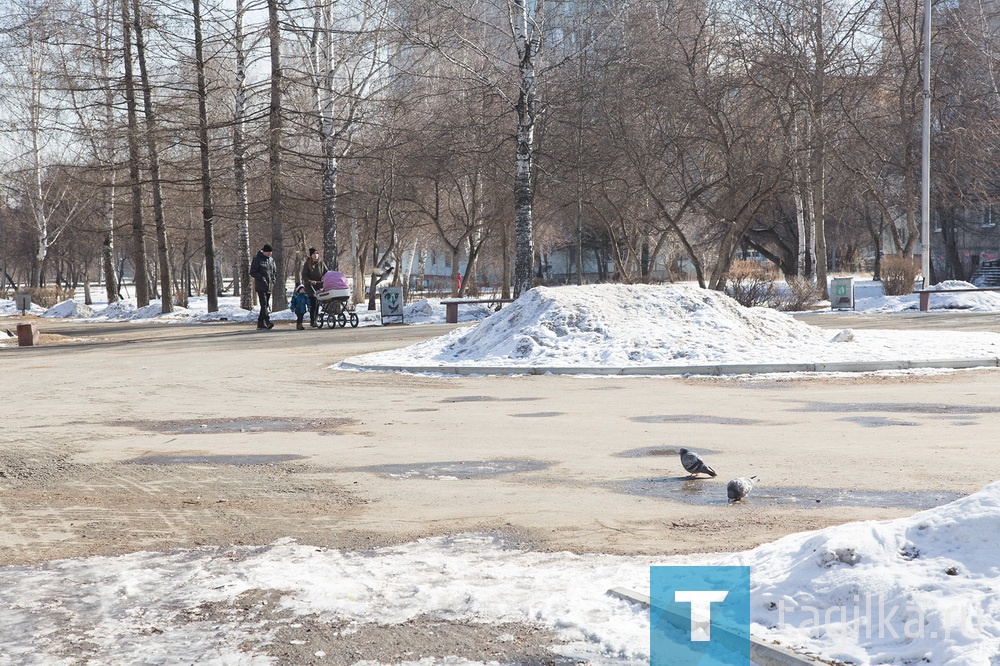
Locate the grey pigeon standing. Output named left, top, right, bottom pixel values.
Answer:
left=679, top=448, right=717, bottom=478
left=727, top=476, right=758, bottom=502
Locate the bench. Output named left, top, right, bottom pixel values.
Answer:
left=441, top=297, right=514, bottom=323
left=914, top=287, right=1000, bottom=311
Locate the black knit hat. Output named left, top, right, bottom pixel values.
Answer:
left=309, top=247, right=318, bottom=255
left=262, top=244, right=273, bottom=252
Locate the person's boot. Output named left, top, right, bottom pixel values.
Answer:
left=296, top=322, right=305, bottom=330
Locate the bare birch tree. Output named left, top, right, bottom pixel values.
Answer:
left=231, top=0, right=253, bottom=310
left=193, top=0, right=219, bottom=311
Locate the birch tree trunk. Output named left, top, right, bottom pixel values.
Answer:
left=193, top=0, right=218, bottom=311
left=98, top=0, right=119, bottom=302
left=121, top=0, right=150, bottom=306
left=811, top=0, right=829, bottom=297
left=130, top=0, right=172, bottom=313
left=233, top=0, right=252, bottom=310
left=27, top=27, right=48, bottom=287
left=790, top=108, right=809, bottom=277
left=511, top=0, right=543, bottom=298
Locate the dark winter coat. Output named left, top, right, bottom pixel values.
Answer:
left=301, top=258, right=328, bottom=296
left=250, top=250, right=276, bottom=293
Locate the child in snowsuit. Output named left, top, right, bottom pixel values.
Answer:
left=290, top=284, right=310, bottom=330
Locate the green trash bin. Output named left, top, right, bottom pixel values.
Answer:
left=830, top=277, right=855, bottom=310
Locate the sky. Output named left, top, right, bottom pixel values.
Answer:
left=4, top=279, right=1000, bottom=664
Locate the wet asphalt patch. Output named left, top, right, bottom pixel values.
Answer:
left=510, top=412, right=564, bottom=418
left=124, top=454, right=306, bottom=466
left=837, top=416, right=921, bottom=428
left=352, top=459, right=551, bottom=480
left=615, top=477, right=963, bottom=509
left=120, top=417, right=355, bottom=434
left=439, top=396, right=543, bottom=403
left=616, top=446, right=721, bottom=458
left=800, top=402, right=1000, bottom=415
left=630, top=415, right=765, bottom=426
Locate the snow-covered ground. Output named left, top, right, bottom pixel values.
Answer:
left=4, top=484, right=1000, bottom=664
left=0, top=292, right=494, bottom=327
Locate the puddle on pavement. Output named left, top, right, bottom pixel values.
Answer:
left=511, top=412, right=564, bottom=418
left=838, top=416, right=921, bottom=428
left=353, top=459, right=551, bottom=480
left=615, top=478, right=963, bottom=509
left=630, top=415, right=765, bottom=426
left=406, top=408, right=440, bottom=412
left=616, top=446, right=720, bottom=458
left=439, top=396, right=542, bottom=403
left=800, top=402, right=1000, bottom=415
left=122, top=417, right=354, bottom=434
left=125, top=454, right=306, bottom=466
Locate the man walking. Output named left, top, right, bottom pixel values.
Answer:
left=250, top=244, right=276, bottom=329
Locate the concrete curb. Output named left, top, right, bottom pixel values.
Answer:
left=338, top=357, right=1000, bottom=376
left=606, top=587, right=827, bottom=666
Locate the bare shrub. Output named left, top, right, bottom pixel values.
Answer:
left=725, top=260, right=777, bottom=307
left=776, top=276, right=822, bottom=311
left=2, top=286, right=75, bottom=308
left=880, top=256, right=920, bottom=295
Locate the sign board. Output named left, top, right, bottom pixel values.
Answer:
left=830, top=277, right=855, bottom=310
left=379, top=286, right=405, bottom=325
left=14, top=291, right=31, bottom=314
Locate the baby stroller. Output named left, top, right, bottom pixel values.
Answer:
left=315, top=270, right=359, bottom=328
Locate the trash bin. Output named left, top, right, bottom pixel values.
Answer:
left=16, top=323, right=39, bottom=346
left=830, top=277, right=855, bottom=310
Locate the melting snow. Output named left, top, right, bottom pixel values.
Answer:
left=343, top=284, right=1000, bottom=369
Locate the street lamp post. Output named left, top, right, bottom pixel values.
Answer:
left=921, top=0, right=932, bottom=288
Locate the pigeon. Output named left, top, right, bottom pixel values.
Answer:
left=727, top=476, right=758, bottom=502
left=679, top=448, right=716, bottom=478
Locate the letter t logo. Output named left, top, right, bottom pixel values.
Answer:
left=674, top=590, right=729, bottom=641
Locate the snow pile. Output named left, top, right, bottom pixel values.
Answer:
left=5, top=486, right=1000, bottom=664
left=923, top=280, right=1000, bottom=310
left=191, top=303, right=258, bottom=322
left=851, top=280, right=1000, bottom=313
left=41, top=300, right=94, bottom=319
left=342, top=284, right=1000, bottom=369
left=404, top=298, right=495, bottom=324
left=89, top=299, right=138, bottom=320
left=0, top=298, right=45, bottom=316
left=0, top=534, right=654, bottom=665
left=718, top=481, right=1000, bottom=665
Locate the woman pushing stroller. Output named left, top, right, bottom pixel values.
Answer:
left=301, top=248, right=327, bottom=327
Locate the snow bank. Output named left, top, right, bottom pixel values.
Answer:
left=343, top=284, right=1000, bottom=369
left=0, top=534, right=654, bottom=665
left=720, top=481, right=1000, bottom=664
left=5, top=485, right=1000, bottom=664
left=0, top=298, right=45, bottom=316
left=41, top=300, right=94, bottom=319
left=404, top=298, right=494, bottom=324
